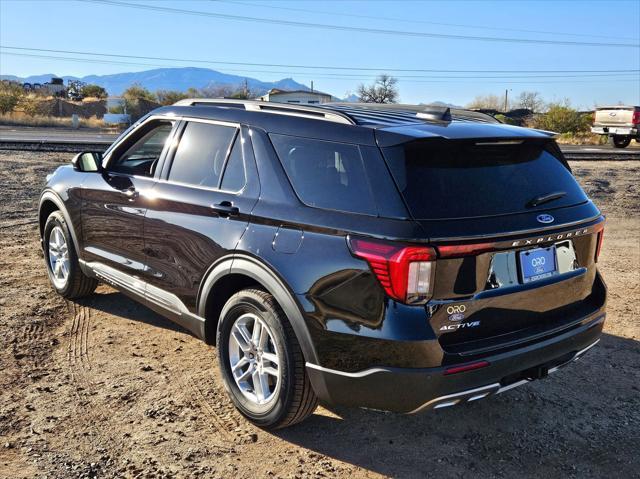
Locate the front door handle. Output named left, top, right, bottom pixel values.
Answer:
left=211, top=201, right=239, bottom=217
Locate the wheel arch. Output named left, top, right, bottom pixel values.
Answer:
left=39, top=191, right=82, bottom=256
left=198, top=254, right=319, bottom=365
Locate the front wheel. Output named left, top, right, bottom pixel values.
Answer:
left=217, top=289, right=318, bottom=429
left=43, top=211, right=97, bottom=299
left=610, top=135, right=631, bottom=148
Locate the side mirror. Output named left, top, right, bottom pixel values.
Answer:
left=72, top=151, right=103, bottom=172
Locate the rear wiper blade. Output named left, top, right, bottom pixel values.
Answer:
left=527, top=191, right=566, bottom=208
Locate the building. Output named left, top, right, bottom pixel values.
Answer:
left=257, top=88, right=334, bottom=105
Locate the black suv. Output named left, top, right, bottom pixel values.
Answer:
left=39, top=101, right=606, bottom=428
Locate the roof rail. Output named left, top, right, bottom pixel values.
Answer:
left=172, top=98, right=355, bottom=125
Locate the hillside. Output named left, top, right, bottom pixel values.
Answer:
left=1, top=67, right=312, bottom=96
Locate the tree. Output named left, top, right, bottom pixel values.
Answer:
left=155, top=89, right=189, bottom=105
left=81, top=84, right=108, bottom=99
left=0, top=81, right=24, bottom=114
left=229, top=87, right=254, bottom=99
left=516, top=91, right=544, bottom=112
left=357, top=74, right=399, bottom=103
left=466, top=94, right=503, bottom=110
left=122, top=84, right=158, bottom=121
left=122, top=84, right=156, bottom=103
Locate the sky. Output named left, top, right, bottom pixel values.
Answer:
left=1, top=0, right=639, bottom=108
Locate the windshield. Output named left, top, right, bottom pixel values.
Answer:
left=381, top=139, right=588, bottom=220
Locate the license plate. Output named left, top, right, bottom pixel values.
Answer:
left=519, top=246, right=558, bottom=283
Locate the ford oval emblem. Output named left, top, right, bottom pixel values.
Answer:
left=537, top=214, right=555, bottom=224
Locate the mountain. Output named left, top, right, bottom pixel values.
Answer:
left=1, top=67, right=313, bottom=97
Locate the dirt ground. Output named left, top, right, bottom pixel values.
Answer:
left=0, top=151, right=638, bottom=479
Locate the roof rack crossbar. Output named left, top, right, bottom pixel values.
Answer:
left=172, top=98, right=355, bottom=125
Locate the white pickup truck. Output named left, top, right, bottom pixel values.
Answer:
left=591, top=106, right=640, bottom=148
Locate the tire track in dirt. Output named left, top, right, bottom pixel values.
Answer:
left=63, top=300, right=129, bottom=458
left=181, top=371, right=240, bottom=443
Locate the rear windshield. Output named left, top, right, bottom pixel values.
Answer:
left=382, top=140, right=588, bottom=220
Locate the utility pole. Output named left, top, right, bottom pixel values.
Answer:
left=504, top=89, right=509, bottom=112
left=243, top=78, right=248, bottom=98
left=311, top=80, right=314, bottom=93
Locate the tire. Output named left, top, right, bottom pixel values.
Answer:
left=217, top=289, right=318, bottom=429
left=610, top=135, right=631, bottom=148
left=43, top=210, right=98, bottom=299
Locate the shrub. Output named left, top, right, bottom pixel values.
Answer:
left=531, top=103, right=590, bottom=134
left=0, top=82, right=24, bottom=114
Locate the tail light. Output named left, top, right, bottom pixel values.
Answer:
left=436, top=242, right=496, bottom=258
left=348, top=237, right=436, bottom=304
left=632, top=110, right=640, bottom=125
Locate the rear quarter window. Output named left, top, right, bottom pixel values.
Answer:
left=270, top=134, right=376, bottom=215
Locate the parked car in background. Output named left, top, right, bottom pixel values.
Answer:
left=591, top=105, right=640, bottom=148
left=39, top=101, right=606, bottom=429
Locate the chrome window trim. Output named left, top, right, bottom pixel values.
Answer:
left=157, top=117, right=248, bottom=195
left=101, top=114, right=178, bottom=171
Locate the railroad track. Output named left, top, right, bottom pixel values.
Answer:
left=1, top=138, right=639, bottom=160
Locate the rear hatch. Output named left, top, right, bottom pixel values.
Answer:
left=379, top=135, right=605, bottom=356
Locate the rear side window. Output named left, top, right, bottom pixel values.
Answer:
left=382, top=140, right=588, bottom=220
left=169, top=121, right=237, bottom=188
left=270, top=134, right=375, bottom=215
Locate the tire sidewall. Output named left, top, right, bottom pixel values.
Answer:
left=43, top=211, right=79, bottom=297
left=217, top=291, right=296, bottom=427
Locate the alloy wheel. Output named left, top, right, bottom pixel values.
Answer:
left=228, top=313, right=282, bottom=405
left=48, top=225, right=70, bottom=288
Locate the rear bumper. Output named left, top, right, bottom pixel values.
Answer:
left=306, top=312, right=604, bottom=413
left=591, top=126, right=638, bottom=136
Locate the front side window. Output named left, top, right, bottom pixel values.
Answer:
left=168, top=121, right=237, bottom=188
left=110, top=121, right=174, bottom=177
left=270, top=134, right=375, bottom=215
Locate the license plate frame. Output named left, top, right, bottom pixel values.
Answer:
left=518, top=246, right=558, bottom=283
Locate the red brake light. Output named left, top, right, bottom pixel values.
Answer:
left=632, top=110, right=640, bottom=125
left=348, top=237, right=436, bottom=304
left=444, top=361, right=490, bottom=375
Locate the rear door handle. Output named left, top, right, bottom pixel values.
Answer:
left=211, top=201, right=239, bottom=217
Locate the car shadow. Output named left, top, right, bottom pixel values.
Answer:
left=74, top=289, right=191, bottom=336
left=70, top=290, right=638, bottom=477
left=273, top=332, right=639, bottom=478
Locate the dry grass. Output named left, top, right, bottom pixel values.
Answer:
left=0, top=112, right=106, bottom=129
left=555, top=132, right=609, bottom=145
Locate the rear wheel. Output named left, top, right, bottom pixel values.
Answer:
left=217, top=289, right=318, bottom=429
left=610, top=135, right=631, bottom=148
left=43, top=211, right=97, bottom=299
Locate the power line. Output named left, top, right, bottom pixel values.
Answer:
left=3, top=45, right=639, bottom=75
left=80, top=0, right=640, bottom=48
left=215, top=0, right=639, bottom=42
left=2, top=51, right=638, bottom=84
